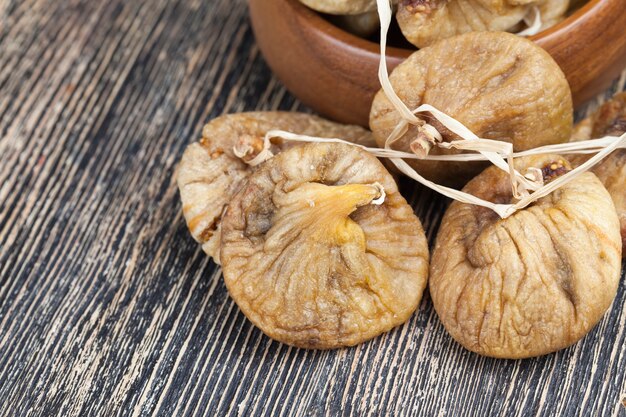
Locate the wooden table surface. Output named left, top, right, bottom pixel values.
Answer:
left=1, top=0, right=625, bottom=416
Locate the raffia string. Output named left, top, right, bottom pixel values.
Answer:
left=516, top=6, right=542, bottom=37
left=375, top=0, right=624, bottom=217
left=375, top=0, right=551, bottom=201
left=371, top=182, right=386, bottom=205
left=236, top=0, right=625, bottom=219
left=262, top=129, right=626, bottom=218
left=233, top=139, right=274, bottom=167
left=264, top=131, right=626, bottom=162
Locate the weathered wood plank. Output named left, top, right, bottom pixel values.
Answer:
left=0, top=0, right=625, bottom=416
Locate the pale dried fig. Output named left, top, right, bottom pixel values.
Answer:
left=430, top=154, right=622, bottom=359
left=570, top=93, right=626, bottom=254
left=538, top=0, right=570, bottom=30
left=177, top=112, right=375, bottom=263
left=299, top=0, right=385, bottom=14
left=220, top=142, right=429, bottom=349
left=370, top=31, right=573, bottom=187
left=396, top=0, right=534, bottom=48
left=332, top=10, right=380, bottom=37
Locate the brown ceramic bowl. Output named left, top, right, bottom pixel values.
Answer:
left=249, top=0, right=626, bottom=127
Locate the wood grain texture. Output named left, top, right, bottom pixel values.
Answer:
left=0, top=0, right=625, bottom=416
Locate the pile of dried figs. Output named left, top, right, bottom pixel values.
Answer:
left=177, top=18, right=624, bottom=358
left=302, top=0, right=579, bottom=47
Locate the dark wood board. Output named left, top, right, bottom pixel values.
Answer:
left=0, top=0, right=625, bottom=416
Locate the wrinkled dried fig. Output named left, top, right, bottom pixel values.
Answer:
left=396, top=0, right=535, bottom=48
left=538, top=0, right=570, bottom=30
left=299, top=0, right=386, bottom=14
left=570, top=93, right=626, bottom=254
left=370, top=31, right=573, bottom=187
left=332, top=10, right=380, bottom=37
left=177, top=112, right=374, bottom=263
left=430, top=154, right=622, bottom=359
left=220, top=142, right=429, bottom=349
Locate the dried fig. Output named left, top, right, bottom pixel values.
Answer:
left=370, top=31, right=573, bottom=187
left=430, top=154, right=622, bottom=359
left=570, top=93, right=626, bottom=254
left=538, top=0, right=570, bottom=30
left=332, top=10, right=380, bottom=37
left=177, top=112, right=375, bottom=263
left=299, top=0, right=385, bottom=15
left=396, top=0, right=535, bottom=48
left=220, top=142, right=430, bottom=349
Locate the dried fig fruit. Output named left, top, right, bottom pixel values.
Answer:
left=430, top=154, right=623, bottom=359
left=593, top=153, right=626, bottom=253
left=574, top=92, right=626, bottom=140
left=538, top=0, right=570, bottom=30
left=370, top=31, right=573, bottom=187
left=177, top=112, right=375, bottom=264
left=220, top=142, right=429, bottom=349
left=570, top=93, right=626, bottom=254
left=332, top=10, right=380, bottom=37
left=299, top=0, right=385, bottom=14
left=396, top=0, right=534, bottom=48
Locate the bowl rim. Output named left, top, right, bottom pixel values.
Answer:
left=289, top=0, right=603, bottom=58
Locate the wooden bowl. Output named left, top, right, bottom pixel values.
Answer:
left=249, top=0, right=626, bottom=127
